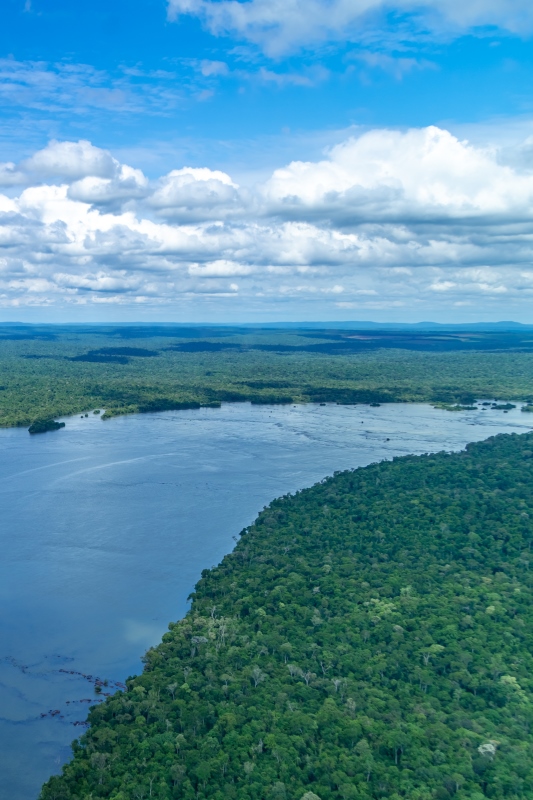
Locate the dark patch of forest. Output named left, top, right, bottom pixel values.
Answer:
left=70, top=347, right=160, bottom=363
left=28, top=418, right=65, bottom=434
left=42, top=432, right=533, bottom=800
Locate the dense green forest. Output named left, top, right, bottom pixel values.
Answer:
left=2, top=325, right=533, bottom=427
left=42, top=431, right=533, bottom=800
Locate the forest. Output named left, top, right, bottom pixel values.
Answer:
left=41, top=430, right=533, bottom=800
left=2, top=325, right=533, bottom=427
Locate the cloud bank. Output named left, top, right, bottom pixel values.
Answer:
left=2, top=128, right=533, bottom=315
left=167, top=0, right=533, bottom=56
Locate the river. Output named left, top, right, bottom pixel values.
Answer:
left=0, top=400, right=531, bottom=799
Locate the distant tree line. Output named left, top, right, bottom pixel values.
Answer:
left=2, top=328, right=533, bottom=426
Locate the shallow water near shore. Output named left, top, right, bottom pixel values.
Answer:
left=0, top=400, right=531, bottom=799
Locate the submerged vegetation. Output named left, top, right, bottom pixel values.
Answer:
left=2, top=325, right=533, bottom=427
left=42, top=432, right=533, bottom=800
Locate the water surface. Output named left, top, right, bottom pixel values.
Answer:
left=1, top=401, right=531, bottom=799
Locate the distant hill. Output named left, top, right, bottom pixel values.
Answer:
left=2, top=320, right=533, bottom=332
left=239, top=321, right=533, bottom=331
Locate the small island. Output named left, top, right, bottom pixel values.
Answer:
left=28, top=419, right=66, bottom=435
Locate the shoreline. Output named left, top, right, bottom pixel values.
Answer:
left=7, top=396, right=533, bottom=436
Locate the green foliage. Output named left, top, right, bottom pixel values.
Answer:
left=41, top=432, right=533, bottom=799
left=28, top=419, right=65, bottom=434
left=2, top=326, right=533, bottom=427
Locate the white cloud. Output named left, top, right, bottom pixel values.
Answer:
left=188, top=260, right=254, bottom=276
left=68, top=165, right=149, bottom=208
left=167, top=0, right=533, bottom=57
left=0, top=58, right=182, bottom=120
left=429, top=280, right=456, bottom=291
left=0, top=162, right=26, bottom=187
left=350, top=52, right=436, bottom=80
left=149, top=167, right=242, bottom=220
left=0, top=141, right=149, bottom=212
left=256, top=67, right=328, bottom=87
left=23, top=140, right=117, bottom=180
left=53, top=271, right=143, bottom=293
left=263, top=126, right=533, bottom=224
left=3, top=127, right=533, bottom=314
left=200, top=60, right=229, bottom=77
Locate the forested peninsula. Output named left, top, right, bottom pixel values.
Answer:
left=3, top=325, right=533, bottom=426
left=42, top=432, right=533, bottom=800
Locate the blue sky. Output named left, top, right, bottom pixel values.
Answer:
left=3, top=0, right=533, bottom=169
left=1, top=0, right=533, bottom=322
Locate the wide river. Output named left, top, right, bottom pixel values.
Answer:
left=1, top=401, right=532, bottom=799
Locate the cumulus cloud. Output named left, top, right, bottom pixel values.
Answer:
left=0, top=162, right=27, bottom=187
left=149, top=167, right=243, bottom=221
left=262, top=126, right=533, bottom=223
left=188, top=260, right=255, bottom=276
left=68, top=166, right=149, bottom=209
left=2, top=127, right=533, bottom=313
left=23, top=140, right=117, bottom=180
left=167, top=0, right=533, bottom=57
left=0, top=140, right=149, bottom=211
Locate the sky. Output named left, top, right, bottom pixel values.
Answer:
left=1, top=1, right=533, bottom=322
